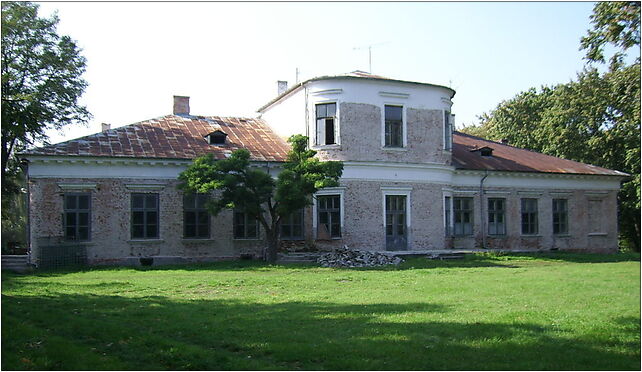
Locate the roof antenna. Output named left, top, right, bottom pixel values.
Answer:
left=353, top=42, right=389, bottom=73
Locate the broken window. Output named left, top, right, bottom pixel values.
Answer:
left=63, top=193, right=91, bottom=241
left=521, top=198, right=538, bottom=235
left=317, top=195, right=341, bottom=238
left=184, top=193, right=210, bottom=238
left=280, top=208, right=304, bottom=240
left=488, top=198, right=506, bottom=235
left=208, top=131, right=227, bottom=145
left=131, top=193, right=159, bottom=239
left=315, top=103, right=337, bottom=145
left=233, top=210, right=259, bottom=239
left=454, top=197, right=473, bottom=236
left=384, top=105, right=403, bottom=147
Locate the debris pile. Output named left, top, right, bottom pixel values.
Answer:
left=318, top=246, right=403, bottom=268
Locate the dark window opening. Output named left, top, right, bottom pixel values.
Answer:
left=280, top=209, right=304, bottom=240
left=521, top=198, right=538, bottom=235
left=444, top=196, right=452, bottom=236
left=488, top=198, right=506, bottom=235
left=553, top=199, right=568, bottom=235
left=317, top=195, right=341, bottom=238
left=131, top=193, right=159, bottom=239
left=63, top=193, right=91, bottom=241
left=316, top=103, right=337, bottom=145
left=184, top=193, right=210, bottom=238
left=454, top=197, right=473, bottom=236
left=385, top=105, right=403, bottom=147
left=234, top=210, right=259, bottom=239
left=208, top=131, right=227, bottom=145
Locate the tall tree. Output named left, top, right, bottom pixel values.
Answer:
left=1, top=2, right=90, bottom=194
left=179, top=135, right=343, bottom=262
left=580, top=1, right=640, bottom=69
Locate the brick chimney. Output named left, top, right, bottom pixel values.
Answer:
left=277, top=81, right=288, bottom=95
left=173, top=95, right=190, bottom=115
left=101, top=123, right=111, bottom=132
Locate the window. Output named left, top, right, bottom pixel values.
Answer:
left=588, top=199, right=603, bottom=233
left=315, top=103, right=337, bottom=145
left=444, top=110, right=452, bottom=151
left=444, top=196, right=452, bottom=236
left=317, top=195, right=341, bottom=238
left=234, top=210, right=259, bottom=239
left=131, top=193, right=159, bottom=239
left=384, top=105, right=403, bottom=147
left=552, top=199, right=568, bottom=235
left=63, top=193, right=91, bottom=241
left=521, top=198, right=538, bottom=235
left=280, top=209, right=304, bottom=240
left=208, top=131, right=227, bottom=145
left=488, top=198, right=506, bottom=235
left=184, top=193, right=210, bottom=238
left=454, top=197, right=473, bottom=236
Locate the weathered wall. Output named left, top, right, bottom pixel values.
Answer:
left=314, top=103, right=450, bottom=165
left=451, top=187, right=619, bottom=253
left=29, top=178, right=265, bottom=266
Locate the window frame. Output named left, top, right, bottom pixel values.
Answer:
left=444, top=110, right=453, bottom=151
left=520, top=198, right=539, bottom=235
left=487, top=198, right=506, bottom=236
left=316, top=194, right=342, bottom=239
left=183, top=193, right=211, bottom=239
left=63, top=192, right=91, bottom=242
left=453, top=197, right=474, bottom=236
left=314, top=102, right=338, bottom=146
left=444, top=195, right=453, bottom=236
left=383, top=104, right=405, bottom=148
left=552, top=199, right=569, bottom=235
left=233, top=210, right=260, bottom=240
left=280, top=208, right=305, bottom=240
left=131, top=193, right=160, bottom=240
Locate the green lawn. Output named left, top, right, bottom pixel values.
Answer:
left=2, top=252, right=640, bottom=370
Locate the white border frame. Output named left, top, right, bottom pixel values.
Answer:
left=381, top=103, right=407, bottom=149
left=311, top=99, right=341, bottom=148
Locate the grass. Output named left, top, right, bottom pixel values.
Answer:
left=2, top=252, right=640, bottom=370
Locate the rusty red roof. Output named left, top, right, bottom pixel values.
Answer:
left=453, top=131, right=627, bottom=177
left=23, top=115, right=290, bottom=162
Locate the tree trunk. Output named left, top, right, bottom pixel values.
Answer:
left=264, top=230, right=279, bottom=263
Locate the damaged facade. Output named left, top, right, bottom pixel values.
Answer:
left=21, top=71, right=627, bottom=266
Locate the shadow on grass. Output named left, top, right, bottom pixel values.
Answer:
left=2, top=292, right=639, bottom=370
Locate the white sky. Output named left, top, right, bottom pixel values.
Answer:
left=34, top=1, right=633, bottom=145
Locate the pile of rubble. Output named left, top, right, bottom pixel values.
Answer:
left=317, top=246, right=403, bottom=268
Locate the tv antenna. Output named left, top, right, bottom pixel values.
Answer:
left=353, top=41, right=389, bottom=73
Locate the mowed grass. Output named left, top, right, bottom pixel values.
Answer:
left=2, top=252, right=640, bottom=370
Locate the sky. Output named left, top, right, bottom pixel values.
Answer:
left=34, top=1, right=629, bottom=144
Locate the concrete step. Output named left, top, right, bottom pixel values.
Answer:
left=2, top=255, right=32, bottom=272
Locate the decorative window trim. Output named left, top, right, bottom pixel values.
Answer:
left=378, top=91, right=410, bottom=99
left=312, top=187, right=345, bottom=239
left=58, top=183, right=97, bottom=191
left=311, top=89, right=343, bottom=95
left=518, top=191, right=544, bottom=196
left=125, top=183, right=166, bottom=191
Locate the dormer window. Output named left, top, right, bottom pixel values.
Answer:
left=206, top=130, right=227, bottom=145
left=471, top=146, right=494, bottom=157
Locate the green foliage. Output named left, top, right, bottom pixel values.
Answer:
left=178, top=135, right=343, bottom=261
left=1, top=1, right=90, bottom=195
left=580, top=1, right=641, bottom=68
left=2, top=255, right=639, bottom=370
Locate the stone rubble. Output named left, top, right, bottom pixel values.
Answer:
left=317, top=246, right=403, bottom=268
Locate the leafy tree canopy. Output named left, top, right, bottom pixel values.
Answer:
left=178, top=135, right=343, bottom=262
left=1, top=1, right=90, bottom=194
left=580, top=1, right=640, bottom=69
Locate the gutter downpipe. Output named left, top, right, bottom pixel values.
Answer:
left=480, top=170, right=489, bottom=249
